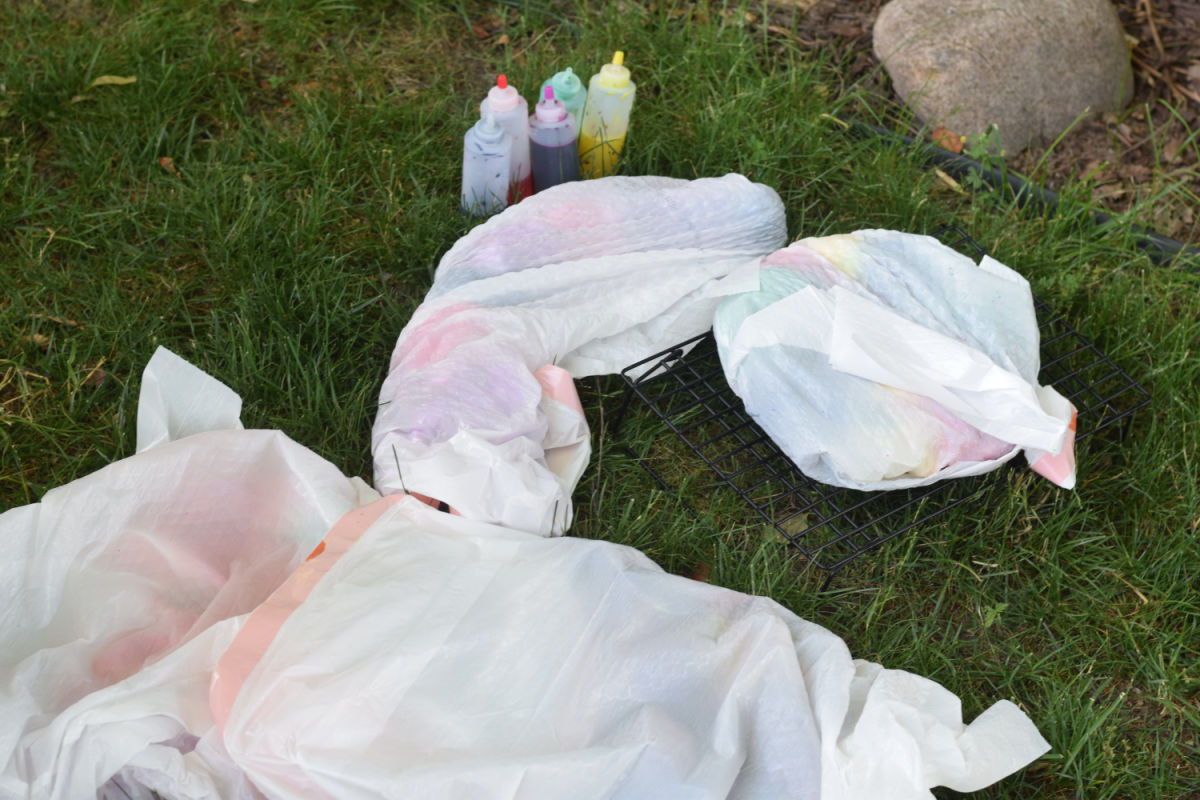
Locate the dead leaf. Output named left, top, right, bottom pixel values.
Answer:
left=24, top=333, right=50, bottom=350
left=934, top=168, right=965, bottom=193
left=471, top=24, right=489, bottom=39
left=1118, top=163, right=1152, bottom=182
left=932, top=125, right=964, bottom=154
left=1164, top=136, right=1184, bottom=163
left=1080, top=159, right=1109, bottom=182
left=90, top=75, right=137, bottom=87
left=158, top=156, right=180, bottom=177
left=30, top=313, right=81, bottom=327
left=495, top=33, right=510, bottom=46
left=82, top=362, right=108, bottom=388
left=687, top=563, right=712, bottom=583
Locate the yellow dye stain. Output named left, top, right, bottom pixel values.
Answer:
left=579, top=130, right=626, bottom=179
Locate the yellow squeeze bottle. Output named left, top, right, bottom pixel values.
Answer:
left=578, top=51, right=636, bottom=179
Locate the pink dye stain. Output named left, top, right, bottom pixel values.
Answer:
left=393, top=302, right=483, bottom=371
left=90, top=607, right=201, bottom=684
left=892, top=388, right=1015, bottom=475
left=1030, top=408, right=1078, bottom=488
left=534, top=363, right=584, bottom=416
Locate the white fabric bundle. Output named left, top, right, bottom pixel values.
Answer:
left=372, top=175, right=787, bottom=536
left=714, top=231, right=1077, bottom=490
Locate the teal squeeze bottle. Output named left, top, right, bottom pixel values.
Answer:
left=540, top=67, right=586, bottom=127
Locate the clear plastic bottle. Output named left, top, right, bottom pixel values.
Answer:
left=479, top=74, right=533, bottom=203
left=540, top=67, right=586, bottom=128
left=529, top=86, right=580, bottom=193
left=460, top=112, right=512, bottom=217
left=578, top=51, right=636, bottom=179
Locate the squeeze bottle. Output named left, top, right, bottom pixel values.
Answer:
left=578, top=51, right=636, bottom=179
left=479, top=74, right=533, bottom=203
left=540, top=67, right=586, bottom=127
left=528, top=86, right=580, bottom=193
left=460, top=112, right=512, bottom=217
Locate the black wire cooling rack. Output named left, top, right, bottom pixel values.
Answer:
left=612, top=228, right=1152, bottom=581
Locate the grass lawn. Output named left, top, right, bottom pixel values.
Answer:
left=2, top=1, right=1197, bottom=797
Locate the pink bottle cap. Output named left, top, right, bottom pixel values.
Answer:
left=534, top=85, right=567, bottom=123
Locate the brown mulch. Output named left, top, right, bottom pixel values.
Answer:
left=785, top=0, right=1200, bottom=242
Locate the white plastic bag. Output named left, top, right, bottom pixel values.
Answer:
left=372, top=174, right=787, bottom=536
left=714, top=230, right=1077, bottom=490
left=0, top=348, right=375, bottom=800
left=216, top=494, right=1049, bottom=800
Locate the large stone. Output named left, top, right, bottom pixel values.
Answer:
left=873, top=0, right=1133, bottom=153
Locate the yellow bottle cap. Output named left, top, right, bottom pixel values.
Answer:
left=596, top=50, right=631, bottom=89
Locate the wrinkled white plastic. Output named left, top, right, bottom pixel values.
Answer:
left=222, top=495, right=1049, bottom=800
left=715, top=230, right=1077, bottom=490
left=0, top=347, right=375, bottom=800
left=372, top=175, right=787, bottom=536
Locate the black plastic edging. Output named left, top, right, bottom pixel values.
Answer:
left=846, top=119, right=1200, bottom=268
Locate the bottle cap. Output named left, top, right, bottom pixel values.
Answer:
left=473, top=111, right=506, bottom=145
left=534, top=85, right=567, bottom=123
left=485, top=74, right=521, bottom=112
left=547, top=67, right=584, bottom=104
left=595, top=51, right=631, bottom=89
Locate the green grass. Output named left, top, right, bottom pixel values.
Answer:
left=2, top=1, right=1197, bottom=797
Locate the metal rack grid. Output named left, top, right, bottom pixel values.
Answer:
left=613, top=229, right=1152, bottom=578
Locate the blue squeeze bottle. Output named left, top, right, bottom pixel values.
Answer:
left=461, top=111, right=512, bottom=216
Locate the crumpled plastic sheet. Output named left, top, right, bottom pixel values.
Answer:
left=0, top=349, right=1048, bottom=799
left=0, top=349, right=377, bottom=800
left=371, top=175, right=787, bottom=536
left=218, top=494, right=1049, bottom=800
left=713, top=230, right=1077, bottom=490
left=2, top=176, right=1053, bottom=799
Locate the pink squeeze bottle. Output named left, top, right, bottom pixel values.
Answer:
left=479, top=74, right=533, bottom=203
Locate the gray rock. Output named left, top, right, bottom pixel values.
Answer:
left=873, top=0, right=1133, bottom=153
